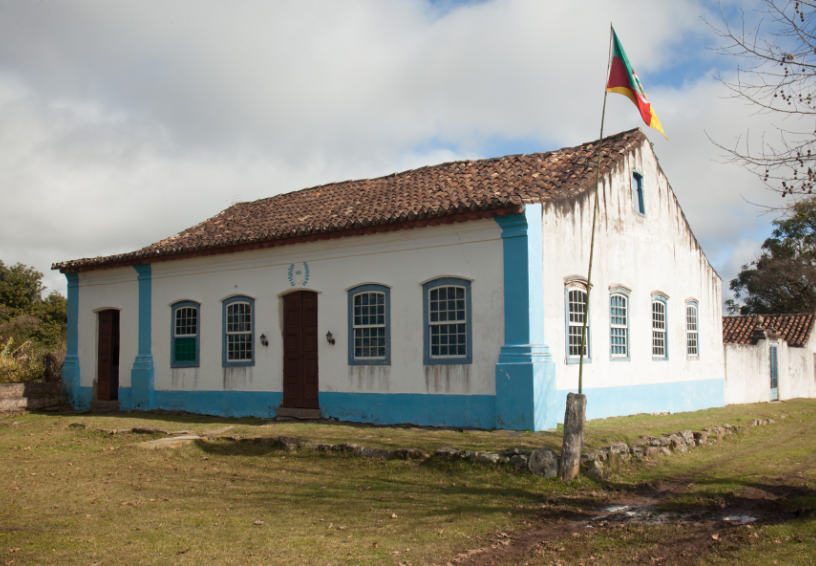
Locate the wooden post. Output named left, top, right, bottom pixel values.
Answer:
left=559, top=25, right=613, bottom=481
left=558, top=392, right=587, bottom=481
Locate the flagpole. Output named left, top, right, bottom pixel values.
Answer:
left=577, top=23, right=613, bottom=395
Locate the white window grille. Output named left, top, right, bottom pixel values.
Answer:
left=226, top=302, right=252, bottom=361
left=610, top=294, right=628, bottom=357
left=429, top=285, right=467, bottom=358
left=652, top=300, right=666, bottom=358
left=686, top=304, right=698, bottom=356
left=353, top=291, right=386, bottom=360
left=568, top=288, right=589, bottom=359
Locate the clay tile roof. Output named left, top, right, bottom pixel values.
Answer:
left=722, top=313, right=816, bottom=348
left=53, top=128, right=646, bottom=272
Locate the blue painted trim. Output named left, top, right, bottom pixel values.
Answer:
left=62, top=273, right=82, bottom=407
left=152, top=389, right=284, bottom=418
left=131, top=265, right=155, bottom=410
left=171, top=300, right=201, bottom=368
left=70, top=385, right=93, bottom=411
left=564, top=286, right=592, bottom=364
left=556, top=378, right=725, bottom=422
left=685, top=300, right=700, bottom=359
left=347, top=284, right=391, bottom=366
left=319, top=391, right=495, bottom=428
left=652, top=294, right=669, bottom=361
left=222, top=296, right=255, bottom=367
left=632, top=171, right=646, bottom=217
left=422, top=278, right=472, bottom=365
left=120, top=388, right=495, bottom=428
left=495, top=205, right=557, bottom=431
left=609, top=288, right=631, bottom=361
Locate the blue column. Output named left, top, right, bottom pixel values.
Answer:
left=62, top=273, right=83, bottom=408
left=130, top=264, right=154, bottom=410
left=494, top=203, right=557, bottom=430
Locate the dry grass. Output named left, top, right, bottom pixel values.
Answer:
left=2, top=398, right=815, bottom=565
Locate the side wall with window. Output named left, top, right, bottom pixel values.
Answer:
left=541, top=138, right=725, bottom=420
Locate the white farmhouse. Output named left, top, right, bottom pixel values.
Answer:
left=52, top=128, right=726, bottom=430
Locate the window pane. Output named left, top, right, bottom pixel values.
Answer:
left=175, top=307, right=197, bottom=336
left=569, top=325, right=588, bottom=357
left=175, top=337, right=196, bottom=362
left=568, top=290, right=586, bottom=324
left=227, top=303, right=251, bottom=333
left=228, top=333, right=252, bottom=360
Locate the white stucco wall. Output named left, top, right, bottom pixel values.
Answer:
left=784, top=329, right=816, bottom=400
left=725, top=333, right=816, bottom=405
left=75, top=269, right=139, bottom=392
left=542, top=139, right=724, bottom=395
left=148, top=219, right=504, bottom=398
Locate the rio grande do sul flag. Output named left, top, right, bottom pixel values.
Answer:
left=606, top=28, right=668, bottom=140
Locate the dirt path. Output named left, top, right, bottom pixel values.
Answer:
left=434, top=475, right=810, bottom=566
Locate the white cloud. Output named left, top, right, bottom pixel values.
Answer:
left=0, top=0, right=784, bottom=304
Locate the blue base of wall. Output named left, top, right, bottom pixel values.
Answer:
left=71, top=379, right=724, bottom=430
left=73, top=386, right=93, bottom=411
left=319, top=392, right=496, bottom=428
left=152, top=389, right=284, bottom=418
left=555, top=378, right=726, bottom=422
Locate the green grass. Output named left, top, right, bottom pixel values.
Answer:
left=2, top=398, right=815, bottom=565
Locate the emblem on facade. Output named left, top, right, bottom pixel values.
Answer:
left=287, top=262, right=310, bottom=287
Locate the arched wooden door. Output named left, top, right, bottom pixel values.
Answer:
left=282, top=291, right=319, bottom=408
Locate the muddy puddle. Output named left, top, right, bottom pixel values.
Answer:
left=592, top=504, right=758, bottom=526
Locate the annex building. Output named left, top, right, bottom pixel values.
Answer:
left=53, top=128, right=726, bottom=430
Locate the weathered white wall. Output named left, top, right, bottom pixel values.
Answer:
left=76, top=269, right=138, bottom=392
left=542, top=139, right=724, bottom=394
left=785, top=330, right=816, bottom=399
left=149, top=219, right=504, bottom=397
left=725, top=334, right=816, bottom=404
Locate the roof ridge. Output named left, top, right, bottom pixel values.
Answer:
left=53, top=128, right=647, bottom=272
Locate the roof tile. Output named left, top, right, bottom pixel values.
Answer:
left=722, top=313, right=816, bottom=348
left=53, top=128, right=646, bottom=272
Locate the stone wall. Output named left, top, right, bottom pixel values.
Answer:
left=0, top=382, right=65, bottom=412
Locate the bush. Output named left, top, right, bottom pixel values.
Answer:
left=0, top=337, right=46, bottom=384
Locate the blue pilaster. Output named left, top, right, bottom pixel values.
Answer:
left=130, top=264, right=154, bottom=410
left=62, top=273, right=84, bottom=408
left=494, top=204, right=557, bottom=430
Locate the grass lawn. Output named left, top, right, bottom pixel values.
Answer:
left=1, top=399, right=815, bottom=566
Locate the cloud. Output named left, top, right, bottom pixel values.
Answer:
left=0, top=0, right=782, bottom=302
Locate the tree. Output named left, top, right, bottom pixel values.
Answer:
left=726, top=198, right=816, bottom=313
left=0, top=261, right=67, bottom=348
left=711, top=1, right=816, bottom=198
left=0, top=261, right=45, bottom=318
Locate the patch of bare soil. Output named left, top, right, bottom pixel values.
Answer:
left=434, top=478, right=811, bottom=566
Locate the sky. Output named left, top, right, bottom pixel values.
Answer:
left=0, top=0, right=791, bottom=302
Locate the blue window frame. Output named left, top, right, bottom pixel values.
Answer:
left=348, top=284, right=390, bottom=365
left=565, top=285, right=591, bottom=364
left=171, top=301, right=200, bottom=368
left=610, top=289, right=630, bottom=360
left=422, top=278, right=472, bottom=365
left=652, top=294, right=668, bottom=360
left=222, top=295, right=255, bottom=367
left=633, top=172, right=645, bottom=216
left=686, top=301, right=699, bottom=357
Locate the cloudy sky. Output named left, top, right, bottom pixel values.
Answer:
left=0, top=0, right=788, bottom=301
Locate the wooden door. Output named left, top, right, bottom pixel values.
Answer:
left=97, top=310, right=120, bottom=401
left=283, top=292, right=319, bottom=408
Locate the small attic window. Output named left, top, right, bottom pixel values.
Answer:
left=632, top=172, right=645, bottom=216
